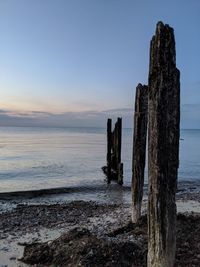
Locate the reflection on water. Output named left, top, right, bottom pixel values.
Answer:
left=0, top=127, right=199, bottom=192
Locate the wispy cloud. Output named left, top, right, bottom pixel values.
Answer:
left=0, top=108, right=133, bottom=128
left=0, top=104, right=199, bottom=129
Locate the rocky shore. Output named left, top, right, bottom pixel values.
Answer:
left=0, top=181, right=200, bottom=267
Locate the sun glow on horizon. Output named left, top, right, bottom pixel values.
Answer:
left=0, top=94, right=108, bottom=114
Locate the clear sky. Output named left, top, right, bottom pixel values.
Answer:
left=0, top=0, right=200, bottom=128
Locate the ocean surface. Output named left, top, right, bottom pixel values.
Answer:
left=0, top=127, right=200, bottom=193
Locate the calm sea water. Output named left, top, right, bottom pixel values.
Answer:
left=0, top=127, right=199, bottom=193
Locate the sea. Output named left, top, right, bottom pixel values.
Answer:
left=0, top=127, right=200, bottom=193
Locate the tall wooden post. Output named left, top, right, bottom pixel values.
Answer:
left=131, top=84, right=148, bottom=223
left=147, top=22, right=180, bottom=267
left=107, top=119, right=112, bottom=183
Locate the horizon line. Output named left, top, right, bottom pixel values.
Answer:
left=0, top=125, right=199, bottom=130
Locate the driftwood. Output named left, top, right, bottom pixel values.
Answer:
left=147, top=22, right=180, bottom=267
left=131, top=84, right=148, bottom=223
left=102, top=117, right=123, bottom=185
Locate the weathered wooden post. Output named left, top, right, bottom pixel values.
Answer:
left=131, top=84, right=148, bottom=223
left=107, top=118, right=112, bottom=183
left=147, top=22, right=180, bottom=267
left=115, top=118, right=123, bottom=185
left=102, top=117, right=123, bottom=185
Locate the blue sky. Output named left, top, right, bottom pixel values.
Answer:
left=0, top=0, right=200, bottom=128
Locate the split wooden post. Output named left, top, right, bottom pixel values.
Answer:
left=103, top=117, right=123, bottom=184
left=147, top=22, right=180, bottom=267
left=131, top=83, right=148, bottom=223
left=107, top=118, right=112, bottom=183
left=116, top=118, right=123, bottom=185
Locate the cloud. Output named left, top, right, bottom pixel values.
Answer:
left=0, top=104, right=199, bottom=128
left=0, top=108, right=133, bottom=128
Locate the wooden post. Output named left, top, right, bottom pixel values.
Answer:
left=102, top=117, right=123, bottom=184
left=107, top=118, right=112, bottom=183
left=131, top=84, right=148, bottom=223
left=116, top=118, right=123, bottom=185
left=147, top=22, right=180, bottom=267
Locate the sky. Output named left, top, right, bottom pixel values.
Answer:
left=0, top=0, right=200, bottom=128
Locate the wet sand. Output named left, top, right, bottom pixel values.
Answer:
left=0, top=180, right=200, bottom=267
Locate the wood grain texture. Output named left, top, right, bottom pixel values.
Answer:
left=147, top=22, right=180, bottom=267
left=103, top=118, right=123, bottom=185
left=132, top=83, right=148, bottom=223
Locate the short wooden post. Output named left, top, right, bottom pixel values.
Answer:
left=102, top=117, right=123, bottom=185
left=131, top=84, right=148, bottom=223
left=116, top=118, right=123, bottom=184
left=107, top=118, right=112, bottom=183
left=147, top=22, right=180, bottom=267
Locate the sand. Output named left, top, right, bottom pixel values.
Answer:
left=0, top=181, right=200, bottom=267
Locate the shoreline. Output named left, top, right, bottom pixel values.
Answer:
left=1, top=180, right=200, bottom=215
left=0, top=182, right=132, bottom=201
left=0, top=179, right=199, bottom=199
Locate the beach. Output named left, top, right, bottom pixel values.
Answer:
left=0, top=128, right=200, bottom=266
left=1, top=1, right=200, bottom=266
left=0, top=180, right=200, bottom=267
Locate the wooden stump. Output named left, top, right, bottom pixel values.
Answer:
left=115, top=118, right=123, bottom=185
left=131, top=83, right=148, bottom=223
left=103, top=117, right=123, bottom=185
left=147, top=22, right=180, bottom=267
left=107, top=118, right=112, bottom=183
